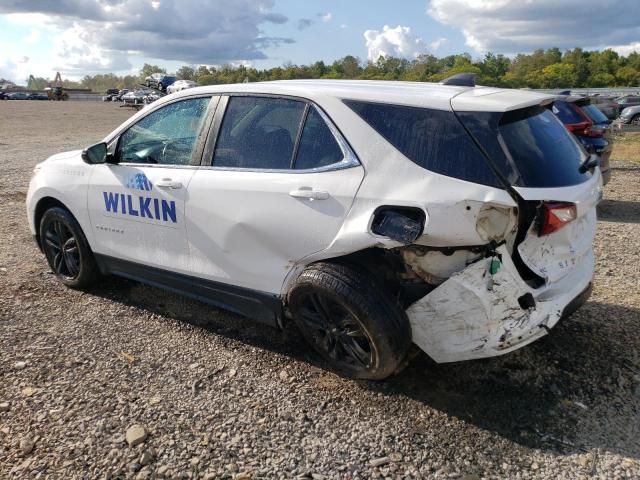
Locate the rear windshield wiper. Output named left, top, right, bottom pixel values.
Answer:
left=579, top=154, right=599, bottom=174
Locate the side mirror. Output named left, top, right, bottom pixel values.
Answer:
left=81, top=142, right=109, bottom=164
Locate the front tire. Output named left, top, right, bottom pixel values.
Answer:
left=288, top=262, right=411, bottom=380
left=631, top=114, right=640, bottom=126
left=39, top=207, right=101, bottom=289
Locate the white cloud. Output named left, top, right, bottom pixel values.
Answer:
left=429, top=37, right=448, bottom=50
left=320, top=12, right=332, bottom=22
left=0, top=0, right=291, bottom=76
left=364, top=25, right=427, bottom=62
left=23, top=28, right=40, bottom=44
left=428, top=0, right=640, bottom=54
left=340, top=24, right=348, bottom=29
left=607, top=42, right=640, bottom=56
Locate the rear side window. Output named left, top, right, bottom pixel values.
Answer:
left=213, top=97, right=305, bottom=169
left=551, top=101, right=584, bottom=124
left=344, top=100, right=501, bottom=187
left=294, top=107, right=344, bottom=170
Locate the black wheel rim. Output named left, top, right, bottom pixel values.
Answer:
left=297, top=292, right=373, bottom=370
left=43, top=220, right=80, bottom=280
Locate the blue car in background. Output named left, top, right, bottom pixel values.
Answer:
left=551, top=94, right=612, bottom=185
left=144, top=73, right=176, bottom=92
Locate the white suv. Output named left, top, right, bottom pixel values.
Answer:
left=26, top=78, right=601, bottom=379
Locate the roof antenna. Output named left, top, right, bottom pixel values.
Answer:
left=440, top=72, right=476, bottom=87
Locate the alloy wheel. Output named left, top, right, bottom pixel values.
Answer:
left=297, top=291, right=374, bottom=369
left=43, top=220, right=80, bottom=280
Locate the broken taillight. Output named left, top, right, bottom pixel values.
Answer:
left=539, top=202, right=577, bottom=236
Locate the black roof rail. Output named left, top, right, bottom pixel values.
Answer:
left=557, top=90, right=571, bottom=95
left=440, top=72, right=476, bottom=87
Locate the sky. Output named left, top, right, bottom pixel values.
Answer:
left=0, top=0, right=639, bottom=84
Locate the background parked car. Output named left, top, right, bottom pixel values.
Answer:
left=0, top=91, right=8, bottom=100
left=145, top=73, right=176, bottom=92
left=111, top=89, right=129, bottom=102
left=28, top=93, right=49, bottom=100
left=619, top=105, right=640, bottom=125
left=589, top=95, right=620, bottom=119
left=102, top=88, right=120, bottom=101
left=122, top=89, right=151, bottom=105
left=7, top=92, right=29, bottom=100
left=166, top=80, right=198, bottom=94
left=551, top=94, right=612, bottom=185
left=614, top=95, right=640, bottom=115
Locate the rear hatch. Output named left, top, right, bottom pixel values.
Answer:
left=452, top=90, right=602, bottom=285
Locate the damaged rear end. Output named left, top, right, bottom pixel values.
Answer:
left=357, top=90, right=601, bottom=363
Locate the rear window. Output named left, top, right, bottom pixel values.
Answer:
left=582, top=104, right=609, bottom=124
left=458, top=107, right=591, bottom=188
left=344, top=100, right=502, bottom=187
left=552, top=101, right=584, bottom=124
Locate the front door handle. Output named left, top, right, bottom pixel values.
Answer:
left=289, top=187, right=330, bottom=200
left=156, top=178, right=183, bottom=189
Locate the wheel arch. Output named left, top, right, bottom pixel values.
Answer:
left=33, top=196, right=75, bottom=250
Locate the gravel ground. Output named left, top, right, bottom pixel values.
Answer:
left=1, top=101, right=639, bottom=479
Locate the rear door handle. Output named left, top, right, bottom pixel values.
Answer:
left=156, top=178, right=183, bottom=189
left=289, top=187, right=330, bottom=200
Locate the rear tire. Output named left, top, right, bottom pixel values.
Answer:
left=631, top=114, right=640, bottom=126
left=39, top=207, right=101, bottom=289
left=288, top=262, right=411, bottom=380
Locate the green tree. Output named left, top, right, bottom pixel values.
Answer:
left=541, top=63, right=576, bottom=88
left=615, top=66, right=639, bottom=86
left=139, top=63, right=166, bottom=82
left=176, top=66, right=195, bottom=80
left=588, top=72, right=616, bottom=87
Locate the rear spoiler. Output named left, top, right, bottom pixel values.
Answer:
left=451, top=88, right=554, bottom=113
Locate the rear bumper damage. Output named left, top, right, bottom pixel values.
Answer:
left=406, top=244, right=594, bottom=363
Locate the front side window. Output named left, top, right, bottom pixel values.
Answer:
left=117, top=97, right=210, bottom=165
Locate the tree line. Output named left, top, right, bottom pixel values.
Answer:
left=21, top=48, right=640, bottom=93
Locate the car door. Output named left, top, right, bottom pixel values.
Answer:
left=186, top=95, right=365, bottom=294
left=87, top=95, right=216, bottom=274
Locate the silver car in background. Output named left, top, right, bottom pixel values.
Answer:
left=619, top=105, right=640, bottom=125
left=166, top=80, right=198, bottom=94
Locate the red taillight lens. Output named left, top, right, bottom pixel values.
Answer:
left=539, top=202, right=577, bottom=236
left=565, top=121, right=591, bottom=134
left=583, top=126, right=604, bottom=138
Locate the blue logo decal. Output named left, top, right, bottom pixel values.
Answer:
left=103, top=192, right=177, bottom=223
left=126, top=173, right=153, bottom=191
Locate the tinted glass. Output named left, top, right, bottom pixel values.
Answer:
left=294, top=107, right=344, bottom=170
left=344, top=100, right=501, bottom=187
left=117, top=97, right=210, bottom=165
left=552, top=101, right=584, bottom=124
left=582, top=104, right=609, bottom=124
left=213, top=96, right=305, bottom=169
left=498, top=108, right=590, bottom=187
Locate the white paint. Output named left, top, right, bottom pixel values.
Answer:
left=407, top=244, right=594, bottom=363
left=515, top=170, right=601, bottom=283
left=86, top=164, right=195, bottom=274
left=27, top=80, right=596, bottom=365
left=186, top=166, right=364, bottom=293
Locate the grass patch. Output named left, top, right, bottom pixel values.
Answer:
left=610, top=132, right=640, bottom=164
